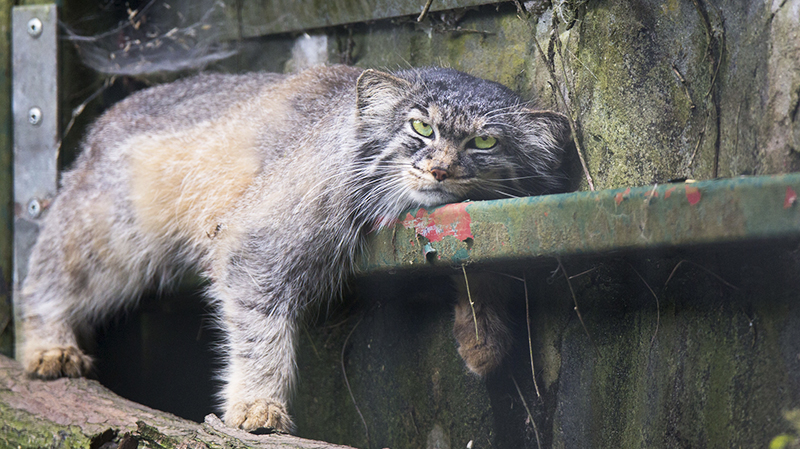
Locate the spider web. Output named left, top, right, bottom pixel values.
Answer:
left=63, top=0, right=238, bottom=76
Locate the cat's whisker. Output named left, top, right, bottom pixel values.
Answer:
left=477, top=179, right=532, bottom=197
left=411, top=73, right=436, bottom=104
left=482, top=121, right=527, bottom=134
left=480, top=106, right=525, bottom=120
left=486, top=174, right=549, bottom=182
left=483, top=105, right=528, bottom=115
left=483, top=188, right=521, bottom=199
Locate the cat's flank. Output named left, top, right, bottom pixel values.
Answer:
left=19, top=65, right=569, bottom=432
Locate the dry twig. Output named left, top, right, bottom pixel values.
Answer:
left=417, top=0, right=435, bottom=22
left=512, top=375, right=542, bottom=449
left=462, top=264, right=481, bottom=343
left=512, top=0, right=595, bottom=191
left=341, top=317, right=369, bottom=446
left=664, top=259, right=739, bottom=290
left=522, top=274, right=541, bottom=398
left=629, top=264, right=660, bottom=348
left=556, top=258, right=597, bottom=355
left=491, top=271, right=543, bottom=400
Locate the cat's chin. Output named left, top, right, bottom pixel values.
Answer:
left=406, top=189, right=461, bottom=208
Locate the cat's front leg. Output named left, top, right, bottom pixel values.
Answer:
left=216, top=286, right=298, bottom=433
left=453, top=272, right=514, bottom=376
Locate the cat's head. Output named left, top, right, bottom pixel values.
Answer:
left=355, top=67, right=571, bottom=212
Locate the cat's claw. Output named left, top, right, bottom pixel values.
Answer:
left=25, top=346, right=92, bottom=379
left=225, top=398, right=296, bottom=434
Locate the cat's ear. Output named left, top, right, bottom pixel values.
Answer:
left=356, top=69, right=412, bottom=118
left=520, top=110, right=571, bottom=156
left=514, top=110, right=572, bottom=193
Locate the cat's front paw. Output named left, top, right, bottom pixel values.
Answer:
left=224, top=398, right=295, bottom=433
left=25, top=346, right=93, bottom=379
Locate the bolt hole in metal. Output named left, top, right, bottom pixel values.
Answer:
left=27, top=18, right=42, bottom=37
left=463, top=237, right=474, bottom=249
left=28, top=107, right=42, bottom=126
left=27, top=199, right=41, bottom=219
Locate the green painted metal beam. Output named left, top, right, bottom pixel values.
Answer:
left=359, top=174, right=800, bottom=272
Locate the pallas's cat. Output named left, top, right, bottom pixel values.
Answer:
left=19, top=65, right=570, bottom=432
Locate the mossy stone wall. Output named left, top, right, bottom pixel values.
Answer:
left=290, top=243, right=800, bottom=448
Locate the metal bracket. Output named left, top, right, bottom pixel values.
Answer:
left=12, top=4, right=59, bottom=353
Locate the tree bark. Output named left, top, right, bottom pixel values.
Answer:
left=0, top=355, right=354, bottom=449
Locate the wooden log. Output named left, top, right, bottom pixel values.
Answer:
left=0, top=355, right=354, bottom=449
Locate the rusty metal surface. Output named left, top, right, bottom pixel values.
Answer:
left=359, top=174, right=800, bottom=272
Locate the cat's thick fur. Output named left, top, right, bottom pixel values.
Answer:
left=19, top=65, right=569, bottom=432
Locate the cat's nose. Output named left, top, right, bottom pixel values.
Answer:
left=430, top=168, right=449, bottom=182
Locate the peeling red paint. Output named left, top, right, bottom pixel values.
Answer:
left=665, top=186, right=677, bottom=199
left=615, top=187, right=631, bottom=206
left=685, top=185, right=701, bottom=205
left=402, top=202, right=474, bottom=243
left=785, top=187, right=797, bottom=209
left=645, top=190, right=659, bottom=198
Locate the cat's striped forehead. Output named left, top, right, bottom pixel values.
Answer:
left=399, top=68, right=525, bottom=136
left=401, top=68, right=521, bottom=106
left=411, top=103, right=486, bottom=138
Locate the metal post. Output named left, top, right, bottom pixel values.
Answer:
left=12, top=4, right=58, bottom=358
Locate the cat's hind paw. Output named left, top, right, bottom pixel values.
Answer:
left=25, top=346, right=92, bottom=379
left=225, top=398, right=296, bottom=434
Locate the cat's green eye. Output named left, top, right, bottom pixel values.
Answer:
left=472, top=136, right=497, bottom=149
left=411, top=119, right=434, bottom=137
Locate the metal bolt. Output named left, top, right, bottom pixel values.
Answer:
left=27, top=199, right=41, bottom=219
left=27, top=18, right=42, bottom=37
left=28, top=107, right=42, bottom=126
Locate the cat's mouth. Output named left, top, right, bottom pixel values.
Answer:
left=406, top=188, right=459, bottom=207
left=405, top=170, right=469, bottom=206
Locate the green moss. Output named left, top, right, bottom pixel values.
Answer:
left=574, top=1, right=710, bottom=188
left=0, top=402, right=93, bottom=448
left=526, top=249, right=800, bottom=448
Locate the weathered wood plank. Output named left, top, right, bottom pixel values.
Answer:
left=237, top=0, right=498, bottom=38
